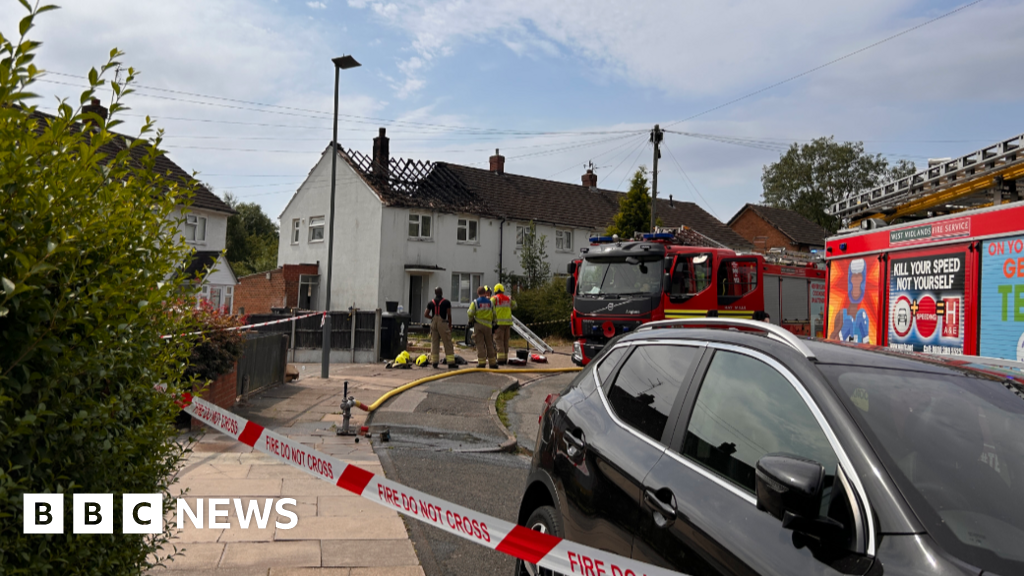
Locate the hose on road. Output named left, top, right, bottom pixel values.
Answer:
left=363, top=367, right=583, bottom=412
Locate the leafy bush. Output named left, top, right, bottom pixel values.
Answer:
left=1, top=6, right=203, bottom=574
left=512, top=278, right=573, bottom=339
left=183, top=299, right=247, bottom=384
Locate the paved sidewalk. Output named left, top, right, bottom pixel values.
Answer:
left=152, top=365, right=429, bottom=576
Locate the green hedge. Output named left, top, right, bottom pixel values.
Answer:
left=1, top=7, right=202, bottom=573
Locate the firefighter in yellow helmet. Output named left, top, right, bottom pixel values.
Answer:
left=467, top=285, right=497, bottom=368
left=491, top=283, right=516, bottom=365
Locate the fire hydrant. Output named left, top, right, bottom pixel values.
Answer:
left=336, top=381, right=357, bottom=436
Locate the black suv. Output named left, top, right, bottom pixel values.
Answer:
left=515, top=319, right=1024, bottom=575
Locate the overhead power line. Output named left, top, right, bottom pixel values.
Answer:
left=662, top=140, right=719, bottom=219
left=38, top=74, right=642, bottom=137
left=665, top=0, right=987, bottom=127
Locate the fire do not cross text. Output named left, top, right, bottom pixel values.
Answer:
left=22, top=494, right=298, bottom=534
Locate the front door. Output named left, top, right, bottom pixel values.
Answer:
left=409, top=275, right=424, bottom=321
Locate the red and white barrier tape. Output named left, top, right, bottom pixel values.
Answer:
left=161, top=312, right=324, bottom=339
left=180, top=394, right=684, bottom=576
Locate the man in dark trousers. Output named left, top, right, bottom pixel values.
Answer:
left=424, top=286, right=458, bottom=369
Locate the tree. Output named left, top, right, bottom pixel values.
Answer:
left=518, top=221, right=551, bottom=290
left=1, top=6, right=200, bottom=573
left=223, top=192, right=279, bottom=276
left=607, top=166, right=651, bottom=238
left=761, top=137, right=916, bottom=234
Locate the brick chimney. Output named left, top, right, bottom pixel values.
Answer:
left=582, top=168, right=597, bottom=189
left=489, top=149, right=505, bottom=175
left=82, top=98, right=108, bottom=129
left=372, top=127, right=390, bottom=180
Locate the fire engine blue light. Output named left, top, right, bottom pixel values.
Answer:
left=641, top=233, right=674, bottom=240
left=589, top=236, right=616, bottom=243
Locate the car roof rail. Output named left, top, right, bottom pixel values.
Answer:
left=635, top=318, right=817, bottom=361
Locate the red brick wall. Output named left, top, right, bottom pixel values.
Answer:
left=191, top=363, right=237, bottom=429
left=729, top=210, right=802, bottom=252
left=233, top=264, right=319, bottom=315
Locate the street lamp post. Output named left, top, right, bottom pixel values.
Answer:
left=322, top=55, right=361, bottom=379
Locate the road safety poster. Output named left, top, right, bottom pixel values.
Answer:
left=980, top=235, right=1024, bottom=360
left=887, top=249, right=966, bottom=354
left=827, top=256, right=881, bottom=344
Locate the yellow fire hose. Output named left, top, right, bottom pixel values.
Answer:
left=361, top=367, right=582, bottom=412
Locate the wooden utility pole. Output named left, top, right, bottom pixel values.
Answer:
left=649, top=124, right=663, bottom=233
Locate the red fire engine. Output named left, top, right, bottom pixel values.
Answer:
left=824, top=132, right=1024, bottom=360
left=567, top=227, right=825, bottom=365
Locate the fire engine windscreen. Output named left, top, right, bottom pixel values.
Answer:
left=577, top=257, right=662, bottom=296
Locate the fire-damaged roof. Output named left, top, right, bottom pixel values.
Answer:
left=28, top=108, right=234, bottom=215
left=728, top=203, right=825, bottom=247
left=337, top=144, right=752, bottom=251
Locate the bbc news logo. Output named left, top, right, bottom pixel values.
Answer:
left=23, top=494, right=298, bottom=534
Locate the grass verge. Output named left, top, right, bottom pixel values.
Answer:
left=495, top=388, right=519, bottom=429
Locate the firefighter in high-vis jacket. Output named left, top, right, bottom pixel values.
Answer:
left=491, top=283, right=516, bottom=365
left=467, top=285, right=498, bottom=368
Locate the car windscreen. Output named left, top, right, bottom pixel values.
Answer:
left=577, top=258, right=661, bottom=296
left=821, top=365, right=1024, bottom=574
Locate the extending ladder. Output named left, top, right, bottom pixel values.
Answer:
left=512, top=315, right=554, bottom=353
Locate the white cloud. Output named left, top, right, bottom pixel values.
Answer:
left=306, top=1, right=327, bottom=8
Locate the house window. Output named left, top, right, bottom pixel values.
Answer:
left=292, top=219, right=301, bottom=244
left=409, top=213, right=432, bottom=239
left=451, top=272, right=482, bottom=304
left=556, top=229, right=573, bottom=251
left=308, top=216, right=325, bottom=242
left=185, top=214, right=207, bottom=243
left=516, top=225, right=526, bottom=247
left=457, top=218, right=478, bottom=243
left=224, top=285, right=234, bottom=313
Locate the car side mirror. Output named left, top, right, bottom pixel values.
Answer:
left=566, top=275, right=576, bottom=296
left=567, top=261, right=577, bottom=275
left=756, top=454, right=844, bottom=540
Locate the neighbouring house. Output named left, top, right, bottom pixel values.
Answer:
left=233, top=263, right=320, bottom=315
left=33, top=100, right=237, bottom=309
left=727, top=203, right=826, bottom=253
left=277, top=128, right=751, bottom=325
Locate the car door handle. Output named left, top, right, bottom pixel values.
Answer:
left=644, top=489, right=677, bottom=528
left=563, top=430, right=585, bottom=461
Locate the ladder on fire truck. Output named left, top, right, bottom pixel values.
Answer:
left=649, top=225, right=729, bottom=248
left=828, top=133, right=1024, bottom=228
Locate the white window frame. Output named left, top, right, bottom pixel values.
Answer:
left=185, top=214, right=207, bottom=244
left=291, top=218, right=301, bottom=244
left=457, top=218, right=479, bottom=244
left=556, top=228, right=573, bottom=252
left=409, top=213, right=433, bottom=240
left=451, top=272, right=483, bottom=304
left=515, top=225, right=527, bottom=247
left=308, top=216, right=325, bottom=243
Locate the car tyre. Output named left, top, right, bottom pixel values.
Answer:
left=514, top=505, right=563, bottom=576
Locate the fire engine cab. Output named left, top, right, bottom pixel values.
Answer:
left=824, top=132, right=1024, bottom=361
left=567, top=227, right=825, bottom=365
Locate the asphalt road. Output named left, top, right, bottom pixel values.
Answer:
left=505, top=373, right=577, bottom=453
left=369, top=372, right=530, bottom=576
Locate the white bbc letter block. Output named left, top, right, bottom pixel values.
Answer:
left=73, top=493, right=113, bottom=534
left=208, top=498, right=230, bottom=529
left=123, top=494, right=163, bottom=534
left=24, top=494, right=64, bottom=534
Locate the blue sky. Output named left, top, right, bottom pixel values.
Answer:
left=4, top=0, right=1021, bottom=224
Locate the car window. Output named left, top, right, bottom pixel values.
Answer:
left=605, top=345, right=698, bottom=442
left=682, top=350, right=838, bottom=494
left=823, top=365, right=1024, bottom=573
left=596, top=346, right=628, bottom=389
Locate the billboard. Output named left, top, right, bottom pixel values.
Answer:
left=887, top=249, right=966, bottom=354
left=827, top=257, right=882, bottom=344
left=980, top=236, right=1024, bottom=360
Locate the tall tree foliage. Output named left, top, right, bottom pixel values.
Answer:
left=761, top=137, right=916, bottom=234
left=607, top=166, right=651, bottom=238
left=223, top=192, right=278, bottom=276
left=1, top=5, right=199, bottom=573
left=518, top=221, right=551, bottom=290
